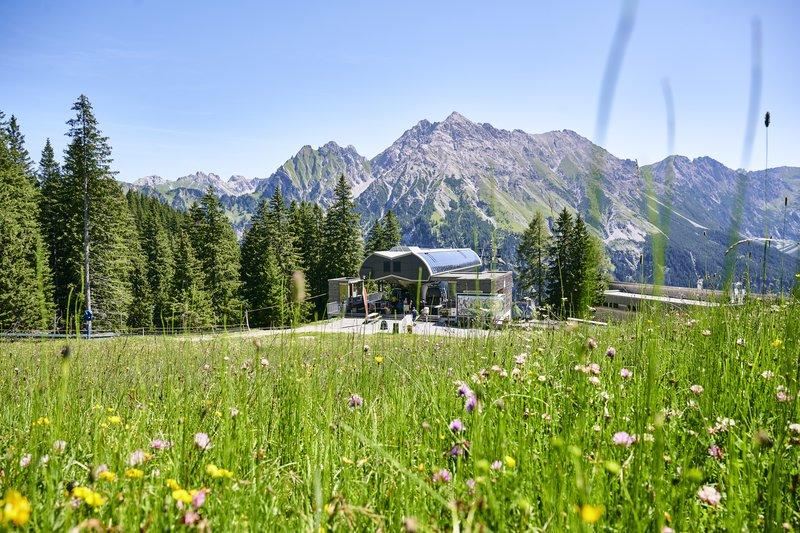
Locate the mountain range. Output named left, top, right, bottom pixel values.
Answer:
left=129, top=112, right=800, bottom=289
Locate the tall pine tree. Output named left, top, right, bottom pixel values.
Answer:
left=292, top=201, right=326, bottom=317
left=38, top=139, right=60, bottom=184
left=189, top=189, right=242, bottom=324
left=5, top=115, right=35, bottom=183
left=321, top=175, right=363, bottom=281
left=169, top=229, right=213, bottom=329
left=0, top=126, right=53, bottom=329
left=240, top=188, right=300, bottom=326
left=47, top=95, right=138, bottom=330
left=546, top=208, right=574, bottom=316
left=517, top=211, right=550, bottom=305
left=365, top=210, right=402, bottom=255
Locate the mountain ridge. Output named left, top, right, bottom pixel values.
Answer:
left=126, top=112, right=800, bottom=288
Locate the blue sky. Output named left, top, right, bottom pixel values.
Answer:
left=1, top=0, right=798, bottom=181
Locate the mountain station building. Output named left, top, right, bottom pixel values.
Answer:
left=327, top=246, right=513, bottom=324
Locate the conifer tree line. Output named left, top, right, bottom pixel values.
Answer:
left=364, top=210, right=401, bottom=256
left=516, top=209, right=610, bottom=318
left=0, top=96, right=367, bottom=332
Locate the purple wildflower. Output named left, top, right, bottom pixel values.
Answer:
left=19, top=454, right=31, bottom=468
left=465, top=394, right=478, bottom=413
left=183, top=511, right=200, bottom=525
left=697, top=485, right=722, bottom=506
left=707, top=444, right=724, bottom=460
left=605, top=346, right=616, bottom=359
left=449, top=419, right=465, bottom=433
left=194, top=432, right=211, bottom=450
left=456, top=382, right=472, bottom=397
left=432, top=468, right=452, bottom=483
left=150, top=439, right=172, bottom=451
left=449, top=443, right=466, bottom=457
left=192, top=488, right=207, bottom=509
left=128, top=449, right=147, bottom=466
left=612, top=431, right=635, bottom=447
left=348, top=394, right=364, bottom=408
left=466, top=478, right=476, bottom=493
left=490, top=460, right=503, bottom=471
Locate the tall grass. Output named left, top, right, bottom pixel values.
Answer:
left=1, top=300, right=798, bottom=530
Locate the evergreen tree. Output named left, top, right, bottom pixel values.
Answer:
left=542, top=209, right=608, bottom=318
left=568, top=215, right=592, bottom=317
left=321, top=174, right=363, bottom=281
left=47, top=95, right=138, bottom=330
left=364, top=219, right=385, bottom=257
left=240, top=188, right=300, bottom=326
left=169, top=229, right=213, bottom=329
left=292, top=202, right=325, bottom=317
left=0, top=132, right=54, bottom=329
left=546, top=208, right=574, bottom=315
left=240, top=200, right=271, bottom=312
left=365, top=210, right=402, bottom=255
left=189, top=189, right=242, bottom=324
left=585, top=233, right=611, bottom=307
left=5, top=115, right=35, bottom=182
left=382, top=210, right=401, bottom=249
left=127, top=246, right=153, bottom=330
left=38, top=139, right=60, bottom=184
left=142, top=213, right=175, bottom=325
left=517, top=211, right=550, bottom=305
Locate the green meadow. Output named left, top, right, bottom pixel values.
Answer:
left=1, top=301, right=799, bottom=531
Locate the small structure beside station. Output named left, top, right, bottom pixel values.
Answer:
left=327, top=246, right=512, bottom=325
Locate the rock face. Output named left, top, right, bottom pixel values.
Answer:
left=254, top=142, right=373, bottom=206
left=127, top=112, right=800, bottom=288
left=134, top=172, right=261, bottom=198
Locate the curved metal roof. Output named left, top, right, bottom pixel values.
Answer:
left=368, top=246, right=482, bottom=278
left=414, top=248, right=481, bottom=275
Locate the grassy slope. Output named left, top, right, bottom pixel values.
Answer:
left=1, top=301, right=799, bottom=531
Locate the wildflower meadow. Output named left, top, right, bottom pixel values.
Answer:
left=1, top=300, right=799, bottom=531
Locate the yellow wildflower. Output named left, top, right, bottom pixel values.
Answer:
left=32, top=416, right=51, bottom=427
left=1, top=490, right=31, bottom=526
left=205, top=464, right=234, bottom=479
left=98, top=471, right=117, bottom=482
left=83, top=491, right=106, bottom=508
left=374, top=356, right=384, bottom=364
left=771, top=339, right=783, bottom=349
left=172, top=489, right=193, bottom=504
left=72, top=487, right=106, bottom=508
left=106, top=415, right=122, bottom=425
left=503, top=455, right=517, bottom=469
left=125, top=468, right=144, bottom=479
left=579, top=504, right=604, bottom=524
left=166, top=479, right=181, bottom=491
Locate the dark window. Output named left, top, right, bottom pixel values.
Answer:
left=383, top=261, right=390, bottom=273
left=393, top=261, right=401, bottom=273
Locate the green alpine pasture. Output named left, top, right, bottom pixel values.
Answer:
left=1, top=300, right=799, bottom=531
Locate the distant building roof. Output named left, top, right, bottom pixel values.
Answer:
left=364, top=246, right=482, bottom=281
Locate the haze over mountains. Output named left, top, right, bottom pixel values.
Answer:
left=130, top=112, right=800, bottom=289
